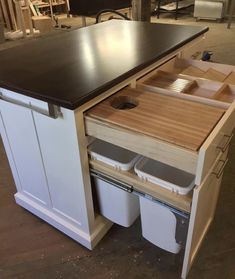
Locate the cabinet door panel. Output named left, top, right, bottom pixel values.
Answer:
left=33, top=108, right=93, bottom=231
left=196, top=102, right=235, bottom=185
left=0, top=100, right=51, bottom=206
left=181, top=152, right=226, bottom=279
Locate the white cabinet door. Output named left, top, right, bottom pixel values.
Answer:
left=33, top=108, right=94, bottom=232
left=0, top=99, right=51, bottom=206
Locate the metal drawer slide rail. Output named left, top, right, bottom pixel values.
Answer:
left=90, top=168, right=190, bottom=246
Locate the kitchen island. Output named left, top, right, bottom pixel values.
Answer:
left=1, top=21, right=234, bottom=278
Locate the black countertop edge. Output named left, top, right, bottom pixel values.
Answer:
left=0, top=26, right=209, bottom=111
left=69, top=26, right=209, bottom=110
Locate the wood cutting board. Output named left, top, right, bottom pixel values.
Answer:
left=86, top=88, right=225, bottom=151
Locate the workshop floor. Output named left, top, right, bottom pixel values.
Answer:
left=0, top=13, right=235, bottom=279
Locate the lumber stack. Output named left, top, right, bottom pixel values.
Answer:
left=0, top=0, right=17, bottom=30
left=0, top=0, right=35, bottom=38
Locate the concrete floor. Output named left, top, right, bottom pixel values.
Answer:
left=0, top=12, right=235, bottom=279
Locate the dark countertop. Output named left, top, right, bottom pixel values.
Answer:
left=0, top=21, right=208, bottom=110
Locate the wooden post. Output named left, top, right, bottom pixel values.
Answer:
left=7, top=0, right=17, bottom=30
left=14, top=0, right=27, bottom=37
left=0, top=0, right=12, bottom=29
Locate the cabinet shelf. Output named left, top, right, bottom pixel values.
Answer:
left=90, top=159, right=192, bottom=213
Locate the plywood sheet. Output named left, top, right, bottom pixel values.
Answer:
left=86, top=88, right=225, bottom=151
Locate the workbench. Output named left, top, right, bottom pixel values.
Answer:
left=0, top=21, right=234, bottom=278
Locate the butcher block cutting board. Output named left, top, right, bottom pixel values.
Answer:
left=86, top=88, right=225, bottom=151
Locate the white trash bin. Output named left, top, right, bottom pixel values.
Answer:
left=89, top=139, right=140, bottom=227
left=135, top=157, right=195, bottom=253
left=134, top=157, right=195, bottom=195
left=139, top=196, right=182, bottom=254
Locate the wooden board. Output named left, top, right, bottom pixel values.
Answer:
left=224, top=71, right=235, bottom=85
left=203, top=68, right=227, bottom=82
left=181, top=65, right=205, bottom=78
left=86, top=88, right=225, bottom=151
left=216, top=85, right=235, bottom=103
left=184, top=80, right=219, bottom=99
left=0, top=0, right=11, bottom=30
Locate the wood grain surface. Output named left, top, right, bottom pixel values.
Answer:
left=86, top=88, right=225, bottom=151
left=224, top=72, right=235, bottom=85
left=216, top=85, right=235, bottom=103
left=203, top=68, right=227, bottom=82
left=143, top=71, right=193, bottom=92
left=181, top=65, right=205, bottom=77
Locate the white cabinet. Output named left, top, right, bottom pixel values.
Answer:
left=33, top=108, right=93, bottom=229
left=0, top=88, right=112, bottom=249
left=0, top=94, right=51, bottom=206
left=0, top=35, right=234, bottom=278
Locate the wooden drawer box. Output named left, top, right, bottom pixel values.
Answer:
left=150, top=56, right=235, bottom=83
left=85, top=87, right=234, bottom=182
left=136, top=58, right=235, bottom=186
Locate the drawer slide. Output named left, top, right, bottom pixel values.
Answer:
left=91, top=169, right=133, bottom=193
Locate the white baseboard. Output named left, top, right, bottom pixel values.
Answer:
left=15, top=192, right=112, bottom=250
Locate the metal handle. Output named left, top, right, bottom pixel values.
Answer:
left=212, top=158, right=229, bottom=179
left=217, top=133, right=234, bottom=153
left=0, top=92, right=62, bottom=119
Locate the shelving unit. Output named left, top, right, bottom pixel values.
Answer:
left=32, top=0, right=68, bottom=17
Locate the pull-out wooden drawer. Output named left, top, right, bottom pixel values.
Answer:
left=138, top=57, right=235, bottom=104
left=145, top=56, right=235, bottom=83
left=84, top=86, right=234, bottom=187
left=136, top=59, right=235, bottom=185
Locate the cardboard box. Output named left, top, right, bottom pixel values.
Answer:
left=32, top=16, right=53, bottom=33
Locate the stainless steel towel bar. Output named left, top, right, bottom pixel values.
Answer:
left=0, top=92, right=62, bottom=119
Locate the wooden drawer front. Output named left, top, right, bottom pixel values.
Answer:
left=85, top=115, right=197, bottom=174
left=195, top=101, right=235, bottom=185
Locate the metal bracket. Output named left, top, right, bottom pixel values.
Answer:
left=172, top=211, right=189, bottom=246
left=0, top=92, right=63, bottom=119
